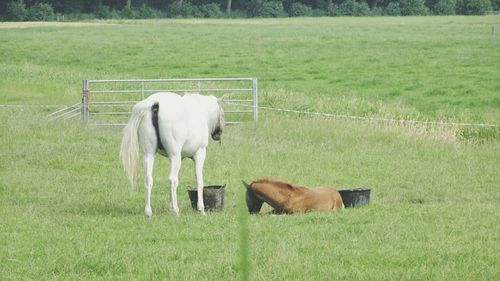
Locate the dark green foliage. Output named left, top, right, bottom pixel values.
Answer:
left=198, top=3, right=224, bottom=18
left=225, top=9, right=248, bottom=18
left=168, top=1, right=198, bottom=18
left=432, top=0, right=456, bottom=15
left=135, top=4, right=163, bottom=18
left=95, top=4, right=112, bottom=19
left=383, top=2, right=401, bottom=15
left=0, top=0, right=496, bottom=21
left=456, top=0, right=492, bottom=15
left=370, top=6, right=385, bottom=15
left=326, top=2, right=337, bottom=16
left=399, top=0, right=429, bottom=15
left=27, top=2, right=55, bottom=21
left=287, top=2, right=314, bottom=16
left=120, top=6, right=138, bottom=18
left=95, top=4, right=164, bottom=19
left=94, top=5, right=113, bottom=19
left=491, top=0, right=500, bottom=10
left=336, top=0, right=371, bottom=16
left=246, top=0, right=287, bottom=17
left=5, top=1, right=28, bottom=21
left=59, top=0, right=84, bottom=13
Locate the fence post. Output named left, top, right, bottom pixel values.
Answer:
left=252, top=78, right=258, bottom=121
left=82, top=80, right=89, bottom=123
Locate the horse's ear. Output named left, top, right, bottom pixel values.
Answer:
left=241, top=180, right=250, bottom=190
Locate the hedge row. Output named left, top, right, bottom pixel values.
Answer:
left=2, top=0, right=497, bottom=21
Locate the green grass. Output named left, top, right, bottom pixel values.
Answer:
left=0, top=17, right=499, bottom=123
left=1, top=109, right=499, bottom=280
left=1, top=17, right=499, bottom=280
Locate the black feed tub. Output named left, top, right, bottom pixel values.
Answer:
left=187, top=185, right=225, bottom=212
left=338, top=188, right=371, bottom=208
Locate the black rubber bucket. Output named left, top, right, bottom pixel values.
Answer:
left=338, top=188, right=371, bottom=208
left=187, top=185, right=225, bottom=212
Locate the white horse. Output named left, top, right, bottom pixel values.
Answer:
left=120, top=92, right=224, bottom=216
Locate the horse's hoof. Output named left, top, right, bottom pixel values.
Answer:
left=198, top=206, right=206, bottom=216
left=144, top=207, right=153, bottom=218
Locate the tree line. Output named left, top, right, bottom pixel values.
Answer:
left=2, top=0, right=498, bottom=21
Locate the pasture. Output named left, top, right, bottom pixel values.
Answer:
left=1, top=17, right=499, bottom=280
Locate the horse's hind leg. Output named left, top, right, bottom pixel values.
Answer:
left=144, top=153, right=155, bottom=217
left=193, top=148, right=206, bottom=215
left=168, top=154, right=181, bottom=216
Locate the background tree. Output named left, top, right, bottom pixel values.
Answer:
left=0, top=0, right=496, bottom=20
left=456, top=0, right=492, bottom=14
left=433, top=0, right=456, bottom=15
left=5, top=1, right=28, bottom=21
left=399, top=0, right=429, bottom=15
left=491, top=0, right=500, bottom=10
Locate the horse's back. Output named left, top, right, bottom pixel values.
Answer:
left=132, top=92, right=185, bottom=123
left=146, top=92, right=185, bottom=120
left=290, top=187, right=343, bottom=212
left=312, top=187, right=344, bottom=210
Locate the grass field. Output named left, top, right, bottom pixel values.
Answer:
left=1, top=17, right=499, bottom=280
left=1, top=17, right=499, bottom=123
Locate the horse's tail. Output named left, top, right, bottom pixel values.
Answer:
left=120, top=102, right=148, bottom=190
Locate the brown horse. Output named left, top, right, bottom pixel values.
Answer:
left=242, top=178, right=344, bottom=214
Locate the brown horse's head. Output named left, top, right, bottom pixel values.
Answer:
left=242, top=180, right=264, bottom=214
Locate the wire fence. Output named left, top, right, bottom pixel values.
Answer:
left=0, top=104, right=66, bottom=108
left=2, top=103, right=499, bottom=128
left=225, top=102, right=500, bottom=128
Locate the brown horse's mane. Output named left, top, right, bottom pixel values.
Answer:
left=253, top=178, right=296, bottom=189
left=251, top=177, right=309, bottom=191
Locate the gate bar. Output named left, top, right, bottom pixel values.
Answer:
left=86, top=78, right=255, bottom=83
left=82, top=78, right=258, bottom=124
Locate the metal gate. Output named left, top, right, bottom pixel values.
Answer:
left=82, top=78, right=258, bottom=126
